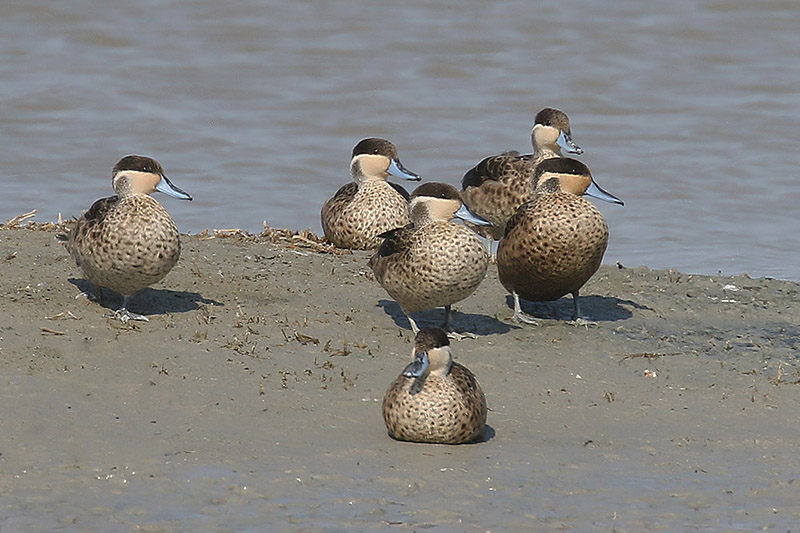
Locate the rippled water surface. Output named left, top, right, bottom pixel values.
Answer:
left=2, top=0, right=799, bottom=280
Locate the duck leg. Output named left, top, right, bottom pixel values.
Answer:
left=442, top=305, right=477, bottom=340
left=571, top=290, right=581, bottom=321
left=442, top=304, right=452, bottom=330
left=511, top=292, right=538, bottom=325
left=567, top=289, right=597, bottom=327
left=405, top=313, right=420, bottom=335
left=482, top=235, right=496, bottom=263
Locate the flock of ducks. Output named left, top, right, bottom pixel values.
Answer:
left=59, top=107, right=622, bottom=445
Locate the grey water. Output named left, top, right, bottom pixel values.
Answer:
left=2, top=0, right=798, bottom=280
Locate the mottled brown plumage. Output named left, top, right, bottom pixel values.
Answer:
left=63, top=155, right=192, bottom=321
left=462, top=108, right=583, bottom=241
left=383, top=327, right=487, bottom=444
left=368, top=183, right=490, bottom=334
left=321, top=138, right=420, bottom=250
left=496, top=158, right=623, bottom=323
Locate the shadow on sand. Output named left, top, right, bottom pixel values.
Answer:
left=69, top=278, right=223, bottom=316
left=506, top=293, right=651, bottom=322
left=385, top=424, right=496, bottom=445
left=377, top=300, right=516, bottom=336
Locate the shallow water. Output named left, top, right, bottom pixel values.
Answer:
left=2, top=0, right=798, bottom=281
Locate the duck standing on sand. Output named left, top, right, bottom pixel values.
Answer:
left=461, top=108, right=583, bottom=244
left=383, top=327, right=487, bottom=444
left=321, top=138, right=421, bottom=249
left=497, top=158, right=623, bottom=324
left=61, top=155, right=192, bottom=322
left=368, top=183, right=490, bottom=336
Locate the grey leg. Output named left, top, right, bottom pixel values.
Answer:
left=511, top=292, right=538, bottom=325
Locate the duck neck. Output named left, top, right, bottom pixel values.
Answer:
left=532, top=144, right=561, bottom=164
left=355, top=171, right=392, bottom=190
left=410, top=211, right=437, bottom=226
left=425, top=346, right=454, bottom=378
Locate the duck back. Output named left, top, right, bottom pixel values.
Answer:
left=321, top=180, right=411, bottom=249
left=369, top=221, right=488, bottom=313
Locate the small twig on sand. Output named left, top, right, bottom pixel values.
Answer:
left=4, top=209, right=37, bottom=228
left=45, top=311, right=82, bottom=321
left=619, top=351, right=683, bottom=362
left=259, top=222, right=350, bottom=255
left=214, top=228, right=244, bottom=237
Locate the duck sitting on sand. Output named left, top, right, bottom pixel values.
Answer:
left=61, top=155, right=192, bottom=322
left=383, top=326, right=487, bottom=444
left=461, top=108, right=583, bottom=245
left=321, top=138, right=421, bottom=250
left=496, top=157, right=623, bottom=324
left=368, top=182, right=491, bottom=336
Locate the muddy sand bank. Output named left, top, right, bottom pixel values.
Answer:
left=1, top=224, right=799, bottom=531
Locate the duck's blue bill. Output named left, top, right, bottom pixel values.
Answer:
left=403, top=350, right=430, bottom=378
left=557, top=131, right=584, bottom=155
left=155, top=175, right=193, bottom=200
left=388, top=159, right=421, bottom=181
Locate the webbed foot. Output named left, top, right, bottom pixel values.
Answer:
left=105, top=308, right=149, bottom=323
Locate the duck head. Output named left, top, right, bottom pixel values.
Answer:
left=533, top=158, right=623, bottom=205
left=350, top=138, right=421, bottom=185
left=111, top=155, right=192, bottom=201
left=531, top=108, right=583, bottom=156
left=403, top=326, right=453, bottom=379
left=409, top=182, right=492, bottom=225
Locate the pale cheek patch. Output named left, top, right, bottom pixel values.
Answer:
left=533, top=124, right=560, bottom=147
left=427, top=346, right=453, bottom=377
left=410, top=197, right=459, bottom=222
left=428, top=198, right=460, bottom=220
left=353, top=153, right=389, bottom=179
left=560, top=174, right=591, bottom=196
left=113, top=170, right=160, bottom=195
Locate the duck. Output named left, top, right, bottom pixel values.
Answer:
left=61, top=155, right=192, bottom=322
left=461, top=107, right=583, bottom=243
left=368, top=182, right=491, bottom=336
left=496, top=157, right=623, bottom=324
left=321, top=138, right=421, bottom=250
left=383, top=326, right=487, bottom=444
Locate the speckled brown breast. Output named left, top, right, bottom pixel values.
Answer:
left=496, top=192, right=609, bottom=301
left=66, top=195, right=182, bottom=297
left=321, top=180, right=411, bottom=250
left=461, top=152, right=547, bottom=240
left=382, top=362, right=487, bottom=444
left=368, top=221, right=488, bottom=313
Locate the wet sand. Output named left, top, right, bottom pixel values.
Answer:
left=1, top=223, right=799, bottom=531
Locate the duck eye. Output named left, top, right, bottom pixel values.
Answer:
left=546, top=120, right=552, bottom=126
